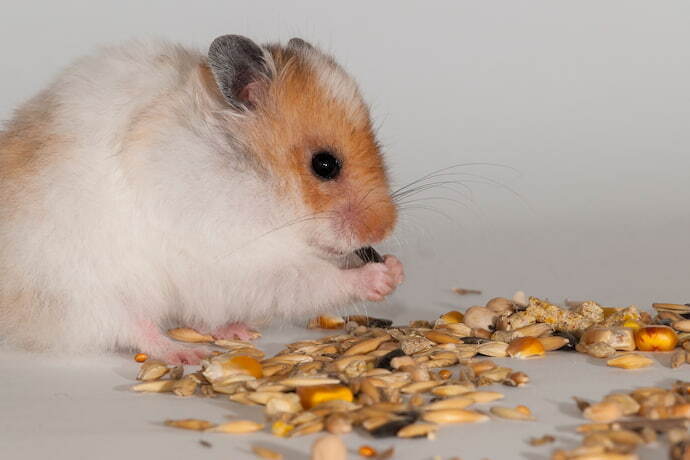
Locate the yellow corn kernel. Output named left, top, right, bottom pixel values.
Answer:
left=297, top=384, right=354, bottom=410
left=439, top=310, right=464, bottom=324
left=271, top=420, right=294, bottom=437
left=622, top=320, right=643, bottom=331
left=634, top=326, right=678, bottom=351
left=506, top=337, right=545, bottom=359
left=228, top=355, right=264, bottom=378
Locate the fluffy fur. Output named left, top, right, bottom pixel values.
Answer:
left=0, top=38, right=402, bottom=363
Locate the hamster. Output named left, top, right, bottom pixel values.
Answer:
left=0, top=35, right=404, bottom=363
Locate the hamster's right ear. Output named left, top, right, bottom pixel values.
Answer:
left=208, top=35, right=270, bottom=110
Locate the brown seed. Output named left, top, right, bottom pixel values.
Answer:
left=529, top=435, right=555, bottom=446
left=397, top=422, right=438, bottom=438
left=252, top=446, right=283, bottom=460
left=490, top=406, right=536, bottom=421
left=165, top=419, right=215, bottom=431
left=167, top=327, right=215, bottom=343
left=136, top=360, right=169, bottom=381
left=343, top=334, right=391, bottom=356
left=212, top=420, right=264, bottom=434
left=486, top=297, right=515, bottom=315
left=134, top=353, right=148, bottom=363
left=515, top=323, right=553, bottom=338
left=311, top=435, right=346, bottom=460
left=506, top=337, right=545, bottom=359
left=583, top=401, right=624, bottom=423
left=477, top=342, right=508, bottom=357
left=172, top=374, right=198, bottom=397
left=401, top=380, right=442, bottom=394
left=439, top=369, right=452, bottom=379
left=307, top=315, right=345, bottom=330
left=131, top=380, right=176, bottom=393
left=607, top=353, right=654, bottom=369
left=463, top=391, right=504, bottom=403
left=463, top=306, right=497, bottom=331
left=425, top=397, right=474, bottom=411
left=602, top=393, right=640, bottom=416
left=537, top=336, right=569, bottom=352
left=422, top=409, right=489, bottom=424
left=431, top=384, right=474, bottom=397
left=358, top=445, right=377, bottom=457
left=325, top=413, right=352, bottom=435
left=508, top=371, right=530, bottom=386
left=423, top=331, right=460, bottom=344
left=671, top=349, right=686, bottom=368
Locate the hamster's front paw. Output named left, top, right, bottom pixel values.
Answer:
left=212, top=322, right=261, bottom=341
left=355, top=255, right=404, bottom=301
left=161, top=346, right=212, bottom=365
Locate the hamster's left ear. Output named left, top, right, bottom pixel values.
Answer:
left=208, top=35, right=270, bottom=110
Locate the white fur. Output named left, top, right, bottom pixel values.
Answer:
left=0, top=39, right=397, bottom=360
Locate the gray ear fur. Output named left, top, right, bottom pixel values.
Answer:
left=208, top=35, right=268, bottom=109
left=287, top=37, right=313, bottom=50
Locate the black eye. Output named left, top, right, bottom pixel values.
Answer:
left=311, top=151, right=341, bottom=180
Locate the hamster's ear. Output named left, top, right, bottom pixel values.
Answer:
left=208, top=35, right=269, bottom=110
left=287, top=37, right=313, bottom=51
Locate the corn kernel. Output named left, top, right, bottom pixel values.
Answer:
left=622, top=320, right=643, bottom=331
left=506, top=337, right=545, bottom=359
left=228, top=355, right=264, bottom=378
left=439, top=310, right=464, bottom=324
left=134, top=353, right=149, bottom=363
left=634, top=326, right=678, bottom=352
left=358, top=445, right=377, bottom=457
left=439, top=369, right=452, bottom=380
left=271, top=420, right=294, bottom=437
left=297, top=384, right=354, bottom=410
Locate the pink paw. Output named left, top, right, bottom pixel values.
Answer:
left=355, top=255, right=404, bottom=302
left=212, top=322, right=261, bottom=341
left=161, top=346, right=211, bottom=365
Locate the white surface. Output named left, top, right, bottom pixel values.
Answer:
left=1, top=2, right=689, bottom=459
left=0, top=323, right=684, bottom=460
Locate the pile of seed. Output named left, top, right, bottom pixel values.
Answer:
left=552, top=381, right=690, bottom=460
left=130, top=292, right=690, bottom=459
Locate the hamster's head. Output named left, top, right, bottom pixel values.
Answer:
left=207, top=35, right=397, bottom=257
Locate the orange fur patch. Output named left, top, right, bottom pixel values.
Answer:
left=241, top=47, right=396, bottom=244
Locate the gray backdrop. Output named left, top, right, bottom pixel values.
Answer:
left=2, top=0, right=688, bottom=316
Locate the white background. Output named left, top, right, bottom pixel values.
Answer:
left=1, top=2, right=689, bottom=459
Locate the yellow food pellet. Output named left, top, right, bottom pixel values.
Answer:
left=297, top=384, right=354, bottom=410
left=134, top=353, right=149, bottom=363
left=439, top=369, right=452, bottom=380
left=271, top=420, right=294, bottom=437
left=358, top=445, right=377, bottom=457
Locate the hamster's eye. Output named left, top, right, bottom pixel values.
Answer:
left=311, top=151, right=341, bottom=180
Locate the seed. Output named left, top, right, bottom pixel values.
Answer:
left=477, top=341, right=508, bottom=357
left=453, top=288, right=482, bottom=296
left=529, top=435, right=555, bottom=446
left=583, top=401, right=624, bottom=422
left=432, top=384, right=474, bottom=397
left=390, top=356, right=415, bottom=369
left=486, top=297, right=515, bottom=315
left=401, top=381, right=442, bottom=394
left=515, top=323, right=552, bottom=338
left=507, top=371, right=530, bottom=386
left=673, top=320, right=690, bottom=333
left=167, top=327, right=215, bottom=343
left=425, top=397, right=474, bottom=411
left=490, top=406, right=536, bottom=421
left=311, top=435, right=347, bottom=460
left=172, top=374, right=198, bottom=397
left=271, top=420, right=294, bottom=437
left=537, top=336, right=569, bottom=352
left=165, top=419, right=215, bottom=431
left=397, top=422, right=438, bottom=438
left=134, top=353, right=148, bottom=363
left=512, top=290, right=529, bottom=307
left=203, top=354, right=263, bottom=382
left=506, top=337, right=545, bottom=359
left=131, top=380, right=176, bottom=393
left=439, top=369, right=452, bottom=379
left=297, top=384, right=353, bottom=409
left=344, top=315, right=393, bottom=328
left=607, top=353, right=654, bottom=369
left=423, top=331, right=461, bottom=344
left=635, top=326, right=679, bottom=351
left=344, top=334, right=391, bottom=356
left=292, top=420, right=324, bottom=437
left=212, top=420, right=264, bottom=434
left=464, top=391, right=505, bottom=403
left=308, top=315, right=345, bottom=330
left=265, top=393, right=302, bottom=415
left=439, top=310, right=465, bottom=324
left=671, top=350, right=686, bottom=368
left=422, top=409, right=489, bottom=424
left=252, top=446, right=283, bottom=460
left=463, top=306, right=497, bottom=331
left=602, top=393, right=640, bottom=416
left=325, top=413, right=352, bottom=435
left=580, top=342, right=617, bottom=359
left=358, top=445, right=377, bottom=457
left=279, top=377, right=341, bottom=387
left=136, top=360, right=169, bottom=381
